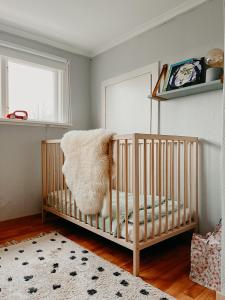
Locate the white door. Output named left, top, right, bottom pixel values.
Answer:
left=102, top=63, right=159, bottom=134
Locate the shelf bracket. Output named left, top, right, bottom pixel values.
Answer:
left=151, top=64, right=168, bottom=100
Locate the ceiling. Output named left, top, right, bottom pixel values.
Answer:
left=0, top=0, right=209, bottom=57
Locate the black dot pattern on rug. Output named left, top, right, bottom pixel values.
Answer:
left=97, top=267, right=104, bottom=272
left=24, top=275, right=33, bottom=281
left=38, top=257, right=45, bottom=261
left=57, top=248, right=62, bottom=251
left=36, top=249, right=43, bottom=253
left=82, top=250, right=89, bottom=253
left=18, top=250, right=24, bottom=253
left=120, top=280, right=129, bottom=287
left=140, top=289, right=149, bottom=296
left=14, top=257, right=19, bottom=260
left=113, top=272, right=121, bottom=276
left=87, top=289, right=97, bottom=296
left=53, top=263, right=59, bottom=268
left=91, top=276, right=99, bottom=280
left=81, top=262, right=86, bottom=265
left=22, top=262, right=29, bottom=266
left=51, top=269, right=56, bottom=274
left=8, top=277, right=12, bottom=282
left=28, top=287, right=37, bottom=294
left=116, top=291, right=123, bottom=297
left=81, top=257, right=88, bottom=261
left=69, top=271, right=77, bottom=276
left=70, top=256, right=76, bottom=260
left=54, top=233, right=58, bottom=236
left=61, top=240, right=66, bottom=244
left=32, top=241, right=37, bottom=244
left=4, top=249, right=8, bottom=252
left=70, top=250, right=75, bottom=253
left=160, top=298, right=168, bottom=300
left=53, top=284, right=61, bottom=290
left=50, top=239, right=56, bottom=242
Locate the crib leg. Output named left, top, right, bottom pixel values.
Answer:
left=133, top=248, right=140, bottom=276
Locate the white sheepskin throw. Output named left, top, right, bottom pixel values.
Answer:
left=60, top=129, right=114, bottom=217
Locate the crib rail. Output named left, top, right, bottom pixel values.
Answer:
left=42, top=133, right=198, bottom=256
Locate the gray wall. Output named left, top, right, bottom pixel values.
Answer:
left=0, top=32, right=91, bottom=221
left=90, top=0, right=224, bottom=232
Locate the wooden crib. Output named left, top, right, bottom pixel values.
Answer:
left=41, top=133, right=199, bottom=276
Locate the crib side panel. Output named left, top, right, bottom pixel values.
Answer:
left=135, top=134, right=198, bottom=248
left=41, top=134, right=198, bottom=249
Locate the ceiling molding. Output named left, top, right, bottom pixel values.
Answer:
left=0, top=22, right=92, bottom=57
left=0, top=0, right=211, bottom=58
left=91, top=0, right=211, bottom=57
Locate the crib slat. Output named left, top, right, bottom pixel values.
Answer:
left=125, top=139, right=129, bottom=242
left=84, top=214, right=87, bottom=224
left=189, top=142, right=192, bottom=224
left=63, top=153, right=67, bottom=215
left=143, top=139, right=147, bottom=241
left=74, top=199, right=77, bottom=220
left=51, top=145, right=55, bottom=207
left=151, top=139, right=155, bottom=239
left=116, top=140, right=120, bottom=238
left=165, top=140, right=168, bottom=233
left=56, top=144, right=59, bottom=210
left=96, top=214, right=99, bottom=229
left=69, top=191, right=72, bottom=218
left=109, top=141, right=113, bottom=234
left=196, top=141, right=199, bottom=226
left=183, top=141, right=188, bottom=225
left=79, top=210, right=82, bottom=221
left=149, top=143, right=152, bottom=196
left=46, top=144, right=49, bottom=204
left=170, top=141, right=174, bottom=230
left=60, top=148, right=63, bottom=212
left=90, top=215, right=93, bottom=227
left=158, top=140, right=162, bottom=236
left=103, top=217, right=106, bottom=232
left=52, top=145, right=55, bottom=205
left=162, top=142, right=165, bottom=197
left=177, top=141, right=181, bottom=228
left=156, top=143, right=158, bottom=197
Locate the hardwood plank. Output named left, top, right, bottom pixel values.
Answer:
left=0, top=214, right=216, bottom=300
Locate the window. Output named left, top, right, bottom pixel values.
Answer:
left=0, top=42, right=71, bottom=126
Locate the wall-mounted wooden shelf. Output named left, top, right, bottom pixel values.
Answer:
left=148, top=79, right=223, bottom=101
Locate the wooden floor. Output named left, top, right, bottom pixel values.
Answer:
left=0, top=214, right=215, bottom=300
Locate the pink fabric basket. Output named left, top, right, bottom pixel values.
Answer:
left=190, top=222, right=221, bottom=291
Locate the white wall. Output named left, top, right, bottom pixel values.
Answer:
left=0, top=32, right=91, bottom=221
left=90, top=0, right=224, bottom=232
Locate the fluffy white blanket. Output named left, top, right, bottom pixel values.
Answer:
left=60, top=129, right=114, bottom=217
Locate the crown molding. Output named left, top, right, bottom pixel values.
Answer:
left=0, top=22, right=92, bottom=57
left=0, top=0, right=211, bottom=58
left=91, top=0, right=211, bottom=57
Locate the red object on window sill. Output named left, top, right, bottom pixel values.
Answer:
left=5, top=110, right=28, bottom=120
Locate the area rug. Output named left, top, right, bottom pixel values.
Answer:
left=0, top=232, right=174, bottom=300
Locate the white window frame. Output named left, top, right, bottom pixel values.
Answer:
left=0, top=41, right=72, bottom=128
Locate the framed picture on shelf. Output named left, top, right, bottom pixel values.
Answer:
left=163, top=58, right=205, bottom=92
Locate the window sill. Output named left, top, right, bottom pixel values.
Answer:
left=0, top=118, right=72, bottom=128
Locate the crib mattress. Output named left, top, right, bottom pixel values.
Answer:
left=46, top=190, right=191, bottom=242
